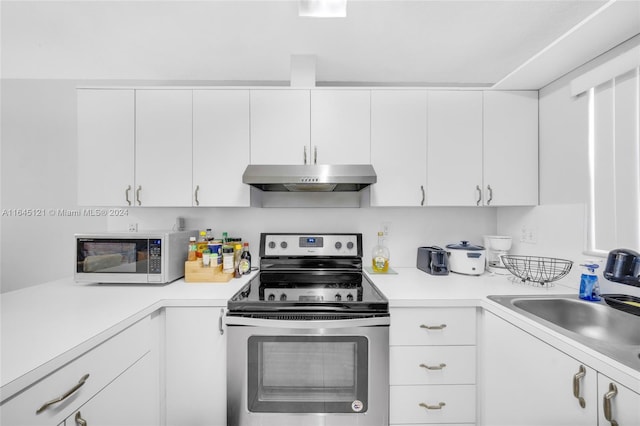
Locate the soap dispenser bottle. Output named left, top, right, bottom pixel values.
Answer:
left=579, top=262, right=601, bottom=301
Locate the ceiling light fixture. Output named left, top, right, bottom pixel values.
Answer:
left=299, top=0, right=347, bottom=18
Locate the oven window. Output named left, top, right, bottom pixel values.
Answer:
left=247, top=336, right=368, bottom=413
left=76, top=239, right=149, bottom=273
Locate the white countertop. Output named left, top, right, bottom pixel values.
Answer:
left=2, top=268, right=639, bottom=400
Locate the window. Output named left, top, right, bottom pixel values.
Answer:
left=586, top=67, right=640, bottom=255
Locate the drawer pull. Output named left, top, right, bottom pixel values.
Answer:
left=36, top=374, right=90, bottom=414
left=420, top=363, right=447, bottom=371
left=419, top=402, right=446, bottom=410
left=75, top=411, right=88, bottom=426
left=420, top=324, right=447, bottom=330
left=603, top=382, right=619, bottom=426
left=573, top=365, right=586, bottom=408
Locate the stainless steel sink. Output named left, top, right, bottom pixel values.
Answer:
left=487, top=295, right=640, bottom=371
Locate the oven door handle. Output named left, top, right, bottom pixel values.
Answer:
left=225, top=316, right=390, bottom=329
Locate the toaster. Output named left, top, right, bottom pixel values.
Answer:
left=417, top=246, right=449, bottom=275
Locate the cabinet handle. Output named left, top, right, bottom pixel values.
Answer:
left=219, top=308, right=225, bottom=335
left=420, top=363, right=446, bottom=371
left=572, top=365, right=586, bottom=408
left=194, top=185, right=200, bottom=206
left=420, top=324, right=447, bottom=330
left=419, top=402, right=446, bottom=410
left=486, top=184, right=493, bottom=205
left=36, top=374, right=90, bottom=414
left=420, top=185, right=425, bottom=206
left=603, top=382, right=619, bottom=426
left=75, top=411, right=88, bottom=426
left=304, top=146, right=307, bottom=165
left=476, top=185, right=482, bottom=206
left=314, top=146, right=318, bottom=165
left=125, top=185, right=132, bottom=206
left=136, top=185, right=142, bottom=206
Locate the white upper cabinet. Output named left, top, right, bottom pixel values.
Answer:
left=310, top=90, right=371, bottom=164
left=250, top=89, right=311, bottom=164
left=426, top=91, right=484, bottom=206
left=193, top=90, right=250, bottom=207
left=483, top=91, right=539, bottom=206
left=77, top=89, right=135, bottom=207
left=135, top=90, right=193, bottom=207
left=370, top=90, right=427, bottom=206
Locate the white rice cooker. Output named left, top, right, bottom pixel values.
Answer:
left=446, top=241, right=486, bottom=276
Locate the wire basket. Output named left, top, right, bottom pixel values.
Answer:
left=501, top=255, right=574, bottom=286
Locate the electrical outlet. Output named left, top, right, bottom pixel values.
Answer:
left=520, top=225, right=537, bottom=244
left=128, top=223, right=138, bottom=232
left=381, top=222, right=391, bottom=237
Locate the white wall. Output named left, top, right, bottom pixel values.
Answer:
left=1, top=80, right=108, bottom=293
left=497, top=35, right=640, bottom=298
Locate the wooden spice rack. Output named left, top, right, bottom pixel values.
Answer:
left=184, top=260, right=233, bottom=283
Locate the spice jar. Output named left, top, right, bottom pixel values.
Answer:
left=222, top=247, right=235, bottom=273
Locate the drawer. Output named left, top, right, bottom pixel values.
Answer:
left=1, top=317, right=151, bottom=426
left=390, top=384, right=476, bottom=424
left=390, top=307, right=476, bottom=346
left=390, top=346, right=476, bottom=385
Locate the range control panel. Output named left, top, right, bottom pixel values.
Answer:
left=262, top=234, right=360, bottom=257
left=262, top=287, right=361, bottom=303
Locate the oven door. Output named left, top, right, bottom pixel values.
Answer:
left=226, top=316, right=389, bottom=426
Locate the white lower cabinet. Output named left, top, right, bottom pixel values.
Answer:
left=480, top=311, right=598, bottom=426
left=389, top=307, right=477, bottom=425
left=164, top=306, right=226, bottom=426
left=598, top=374, right=640, bottom=426
left=479, top=310, right=640, bottom=426
left=0, top=316, right=156, bottom=426
left=63, top=351, right=159, bottom=426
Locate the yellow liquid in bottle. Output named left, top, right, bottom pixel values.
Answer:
left=372, top=257, right=389, bottom=273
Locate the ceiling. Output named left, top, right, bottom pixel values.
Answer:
left=1, top=0, right=639, bottom=89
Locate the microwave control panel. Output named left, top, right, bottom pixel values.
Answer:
left=149, top=239, right=162, bottom=274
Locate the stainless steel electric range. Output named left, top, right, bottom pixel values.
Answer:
left=226, top=233, right=390, bottom=426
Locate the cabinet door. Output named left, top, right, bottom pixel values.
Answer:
left=483, top=91, right=538, bottom=206
left=250, top=89, right=310, bottom=165
left=480, top=311, right=598, bottom=426
left=311, top=90, right=371, bottom=164
left=77, top=89, right=135, bottom=207
left=165, top=307, right=226, bottom=426
left=598, top=375, right=640, bottom=426
left=67, top=352, right=159, bottom=426
left=370, top=90, right=427, bottom=206
left=135, top=90, right=193, bottom=207
left=193, top=90, right=250, bottom=206
left=426, top=91, right=483, bottom=206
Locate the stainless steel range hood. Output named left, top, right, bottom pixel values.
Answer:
left=242, top=164, right=377, bottom=192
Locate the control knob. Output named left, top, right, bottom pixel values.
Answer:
left=335, top=242, right=342, bottom=250
left=280, top=241, right=288, bottom=249
left=346, top=293, right=354, bottom=301
left=335, top=294, right=342, bottom=302
left=268, top=241, right=276, bottom=249
left=268, top=294, right=275, bottom=301
left=346, top=241, right=354, bottom=250
left=280, top=294, right=287, bottom=302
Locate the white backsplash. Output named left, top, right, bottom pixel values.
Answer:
left=108, top=206, right=497, bottom=268
left=498, top=203, right=640, bottom=298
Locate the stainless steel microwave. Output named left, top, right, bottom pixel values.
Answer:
left=75, top=230, right=197, bottom=284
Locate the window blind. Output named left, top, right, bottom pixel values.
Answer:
left=588, top=67, right=640, bottom=254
